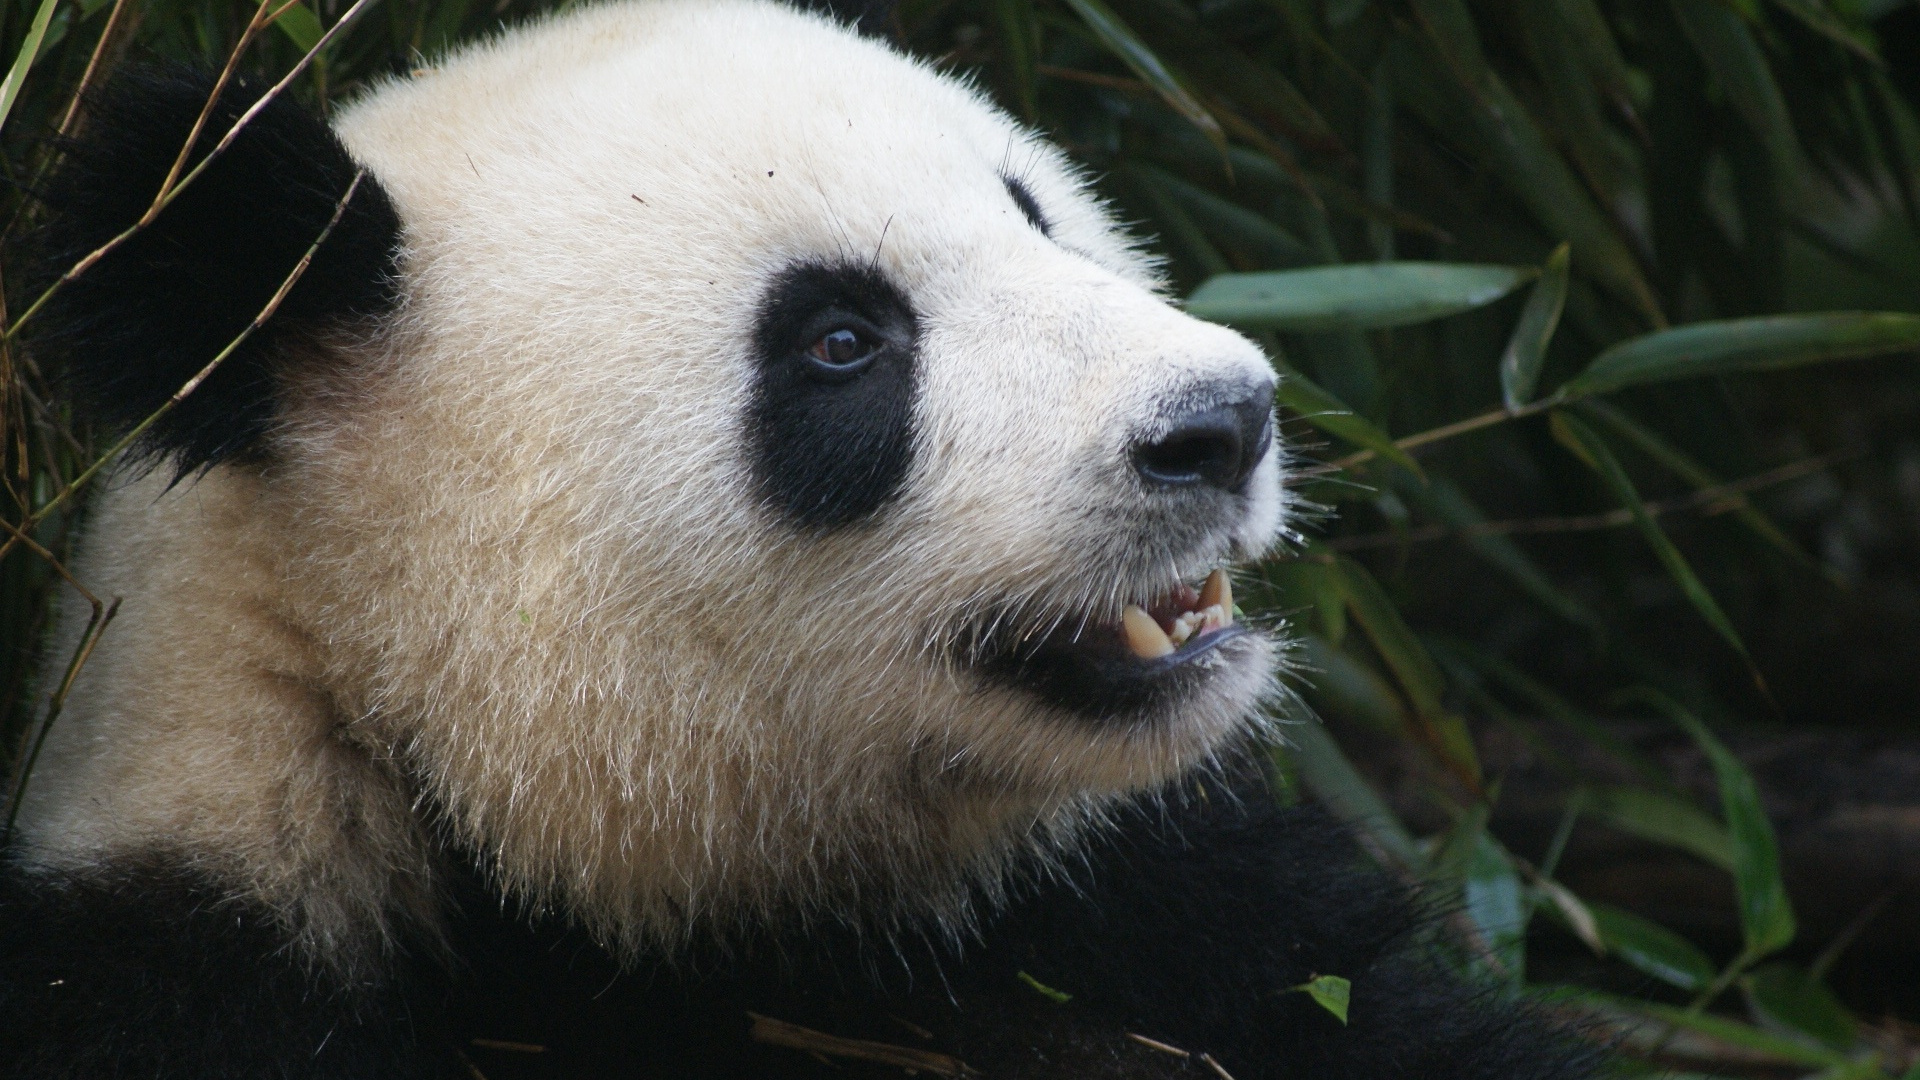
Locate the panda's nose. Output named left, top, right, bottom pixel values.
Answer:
left=1133, top=383, right=1275, bottom=493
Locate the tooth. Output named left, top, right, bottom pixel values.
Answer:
left=1200, top=569, right=1233, bottom=624
left=1200, top=605, right=1228, bottom=632
left=1122, top=605, right=1176, bottom=659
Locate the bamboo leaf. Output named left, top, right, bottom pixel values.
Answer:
left=1290, top=974, right=1351, bottom=1024
left=1589, top=785, right=1736, bottom=871
left=1560, top=313, right=1920, bottom=398
left=1271, top=358, right=1421, bottom=473
left=1501, top=243, right=1570, bottom=409
left=1550, top=411, right=1751, bottom=660
left=1399, top=473, right=1604, bottom=637
left=1059, top=0, right=1225, bottom=151
left=1744, top=963, right=1857, bottom=1050
left=1138, top=164, right=1318, bottom=269
left=1588, top=901, right=1718, bottom=991
left=1567, top=989, right=1849, bottom=1069
left=1671, top=0, right=1807, bottom=198
left=1332, top=556, right=1481, bottom=788
left=1279, top=703, right=1422, bottom=868
left=1764, top=0, right=1879, bottom=63
left=1398, top=1, right=1664, bottom=324
left=259, top=0, right=325, bottom=52
left=1186, top=263, right=1533, bottom=332
left=0, top=0, right=62, bottom=133
left=1464, top=829, right=1527, bottom=980
left=992, top=0, right=1040, bottom=119
left=1625, top=688, right=1796, bottom=958
left=1578, top=400, right=1829, bottom=578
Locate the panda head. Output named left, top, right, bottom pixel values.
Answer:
left=32, top=0, right=1285, bottom=953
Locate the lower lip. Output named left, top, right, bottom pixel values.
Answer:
left=975, top=623, right=1257, bottom=721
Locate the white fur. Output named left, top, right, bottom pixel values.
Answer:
left=15, top=0, right=1286, bottom=965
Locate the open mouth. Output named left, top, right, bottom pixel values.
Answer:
left=971, top=567, right=1260, bottom=719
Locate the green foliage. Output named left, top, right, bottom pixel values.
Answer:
left=4, top=0, right=1919, bottom=1075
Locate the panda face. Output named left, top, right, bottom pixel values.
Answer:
left=266, top=0, right=1286, bottom=945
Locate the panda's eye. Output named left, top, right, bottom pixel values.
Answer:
left=802, top=326, right=881, bottom=379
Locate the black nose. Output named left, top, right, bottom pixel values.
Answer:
left=1134, top=388, right=1274, bottom=493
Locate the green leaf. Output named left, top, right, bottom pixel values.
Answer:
left=1017, top=970, right=1072, bottom=1003
left=1765, top=0, right=1879, bottom=61
left=1501, top=243, right=1570, bottom=409
left=0, top=0, right=62, bottom=133
left=1464, top=830, right=1527, bottom=980
left=1396, top=1, right=1663, bottom=324
left=1400, top=472, right=1603, bottom=637
left=1625, top=688, right=1796, bottom=958
left=260, top=0, right=325, bottom=52
left=1186, top=262, right=1533, bottom=332
left=1058, top=0, right=1225, bottom=151
left=1292, top=634, right=1408, bottom=736
left=1332, top=556, right=1481, bottom=787
left=1671, top=0, right=1806, bottom=197
left=1578, top=400, right=1829, bottom=579
left=1565, top=989, right=1849, bottom=1069
left=1136, top=165, right=1318, bottom=269
left=1290, top=974, right=1352, bottom=1024
left=1588, top=785, right=1736, bottom=871
left=1270, top=358, right=1420, bottom=473
left=1588, top=901, right=1717, bottom=991
left=1278, top=704, right=1421, bottom=869
left=1744, top=962, right=1857, bottom=1050
left=991, top=0, right=1040, bottom=119
left=1550, top=411, right=1751, bottom=660
left=1560, top=312, right=1920, bottom=398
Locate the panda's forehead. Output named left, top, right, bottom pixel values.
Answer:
left=335, top=0, right=1149, bottom=292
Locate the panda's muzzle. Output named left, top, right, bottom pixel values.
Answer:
left=970, top=568, right=1259, bottom=719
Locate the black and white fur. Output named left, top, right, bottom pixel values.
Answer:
left=1, top=3, right=1601, bottom=1077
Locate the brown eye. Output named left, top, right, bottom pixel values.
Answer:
left=803, top=326, right=879, bottom=378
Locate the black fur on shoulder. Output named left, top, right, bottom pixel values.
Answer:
left=975, top=793, right=1608, bottom=1080
left=22, top=67, right=401, bottom=477
left=0, top=854, right=448, bottom=1079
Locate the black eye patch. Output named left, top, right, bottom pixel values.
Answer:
left=1003, top=175, right=1051, bottom=237
left=748, top=261, right=920, bottom=528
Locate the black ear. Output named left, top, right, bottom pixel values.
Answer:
left=24, top=67, right=402, bottom=476
left=807, top=0, right=898, bottom=39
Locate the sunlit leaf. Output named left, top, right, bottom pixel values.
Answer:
left=1501, top=243, right=1570, bottom=409
left=1550, top=411, right=1751, bottom=660
left=1744, top=962, right=1857, bottom=1050
left=0, top=0, right=62, bottom=133
left=1624, top=688, right=1796, bottom=958
left=1270, top=358, right=1420, bottom=473
left=1588, top=785, right=1735, bottom=871
left=1587, top=901, right=1717, bottom=991
left=1058, top=0, right=1225, bottom=151
left=1560, top=312, right=1920, bottom=398
left=1186, top=263, right=1532, bottom=332
left=1290, top=974, right=1351, bottom=1024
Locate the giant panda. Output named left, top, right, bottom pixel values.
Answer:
left=0, top=3, right=1602, bottom=1077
